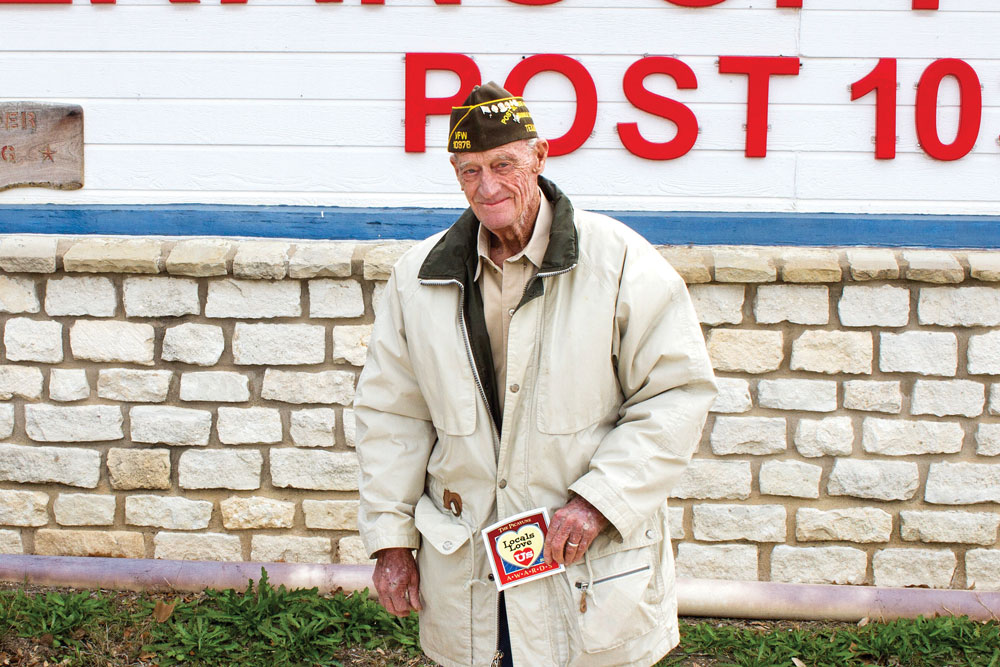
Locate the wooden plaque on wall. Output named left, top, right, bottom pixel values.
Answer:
left=0, top=103, right=83, bottom=191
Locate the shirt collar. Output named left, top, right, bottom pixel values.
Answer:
left=474, top=188, right=552, bottom=279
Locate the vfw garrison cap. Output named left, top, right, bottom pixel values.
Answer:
left=448, top=81, right=538, bottom=153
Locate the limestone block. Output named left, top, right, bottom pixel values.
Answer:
left=706, top=329, right=783, bottom=374
left=925, top=462, right=1000, bottom=505
left=25, top=404, right=123, bottom=442
left=125, top=495, right=213, bottom=530
left=4, top=318, right=61, bottom=363
left=0, top=366, right=43, bottom=400
left=759, top=460, right=822, bottom=498
left=232, top=323, right=325, bottom=365
left=675, top=543, right=758, bottom=581
left=969, top=331, right=1000, bottom=375
left=992, top=384, right=1000, bottom=416
left=363, top=243, right=414, bottom=281
left=251, top=535, right=331, bottom=563
left=289, top=243, right=354, bottom=279
left=976, top=423, right=1000, bottom=456
left=693, top=504, right=786, bottom=542
left=53, top=494, right=115, bottom=526
left=669, top=506, right=685, bottom=540
left=968, top=253, right=1000, bottom=282
left=131, top=406, right=212, bottom=446
left=216, top=407, right=283, bottom=445
left=966, top=549, right=1000, bottom=591
left=97, top=369, right=172, bottom=403
left=794, top=416, right=854, bottom=458
left=165, top=239, right=232, bottom=277
left=337, top=535, right=374, bottom=564
left=0, top=529, right=23, bottom=554
left=790, top=330, right=873, bottom=375
left=179, top=449, right=262, bottom=490
left=713, top=248, right=776, bottom=283
left=270, top=449, right=360, bottom=491
left=45, top=276, right=116, bottom=317
left=911, top=379, right=984, bottom=417
left=123, top=277, right=199, bottom=317
left=796, top=507, right=892, bottom=543
left=873, top=548, right=956, bottom=589
left=688, top=284, right=744, bottom=325
left=154, top=532, right=243, bottom=561
left=828, top=459, right=919, bottom=501
left=107, top=448, right=171, bottom=490
left=221, top=496, right=295, bottom=529
left=179, top=372, right=250, bottom=403
left=302, top=499, right=358, bottom=530
left=758, top=379, right=837, bottom=412
left=780, top=249, right=842, bottom=283
left=843, top=380, right=902, bottom=414
left=710, top=377, right=752, bottom=413
left=333, top=325, right=372, bottom=366
left=659, top=247, right=712, bottom=284
left=290, top=408, right=337, bottom=447
left=838, top=285, right=910, bottom=328
left=669, top=460, right=752, bottom=500
left=161, top=323, right=225, bottom=367
left=0, top=403, right=12, bottom=438
left=0, top=489, right=49, bottom=526
left=861, top=418, right=964, bottom=456
left=903, top=250, right=964, bottom=284
left=0, top=276, right=39, bottom=314
left=710, top=416, right=786, bottom=455
left=205, top=279, right=301, bottom=319
left=261, top=369, right=356, bottom=405
left=919, top=287, right=1000, bottom=327
left=846, top=248, right=899, bottom=281
left=900, top=510, right=1000, bottom=545
left=70, top=321, right=154, bottom=366
left=49, top=369, right=89, bottom=402
left=63, top=238, right=161, bottom=274
left=754, top=285, right=829, bottom=325
left=232, top=241, right=289, bottom=280
left=0, top=236, right=57, bottom=273
left=371, top=282, right=387, bottom=314
left=35, top=529, right=145, bottom=558
left=342, top=408, right=356, bottom=447
left=309, top=279, right=365, bottom=319
left=880, top=332, right=957, bottom=376
left=771, top=546, right=867, bottom=585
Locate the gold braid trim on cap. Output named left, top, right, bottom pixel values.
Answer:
left=448, top=96, right=527, bottom=150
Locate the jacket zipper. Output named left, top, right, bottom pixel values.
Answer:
left=574, top=565, right=651, bottom=613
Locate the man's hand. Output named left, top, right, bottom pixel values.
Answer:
left=372, top=547, right=422, bottom=617
left=544, top=496, right=610, bottom=566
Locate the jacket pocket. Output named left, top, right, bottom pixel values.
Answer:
left=413, top=494, right=471, bottom=555
left=535, top=337, right=620, bottom=434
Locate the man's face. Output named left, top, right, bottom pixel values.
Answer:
left=451, top=139, right=549, bottom=235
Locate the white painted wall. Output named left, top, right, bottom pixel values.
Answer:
left=1, top=0, right=999, bottom=214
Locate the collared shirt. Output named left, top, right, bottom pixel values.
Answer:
left=475, top=189, right=552, bottom=416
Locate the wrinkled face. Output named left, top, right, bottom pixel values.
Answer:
left=451, top=139, right=548, bottom=235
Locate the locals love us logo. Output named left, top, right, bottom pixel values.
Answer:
left=496, top=525, right=544, bottom=570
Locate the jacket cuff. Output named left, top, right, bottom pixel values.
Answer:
left=568, top=474, right=643, bottom=542
left=361, top=532, right=421, bottom=559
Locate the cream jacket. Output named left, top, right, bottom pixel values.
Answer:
left=355, top=178, right=716, bottom=667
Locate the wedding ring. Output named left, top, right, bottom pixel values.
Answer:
left=567, top=540, right=580, bottom=547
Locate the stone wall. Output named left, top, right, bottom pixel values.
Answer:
left=1, top=236, right=999, bottom=590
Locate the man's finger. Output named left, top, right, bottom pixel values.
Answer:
left=408, top=574, right=423, bottom=612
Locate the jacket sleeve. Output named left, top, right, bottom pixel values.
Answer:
left=354, top=270, right=436, bottom=557
left=568, top=243, right=716, bottom=541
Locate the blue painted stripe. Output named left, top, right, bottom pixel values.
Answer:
left=0, top=204, right=998, bottom=248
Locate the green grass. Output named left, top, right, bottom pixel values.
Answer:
left=2, top=574, right=1000, bottom=666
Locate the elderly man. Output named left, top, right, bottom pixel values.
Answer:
left=355, top=82, right=716, bottom=667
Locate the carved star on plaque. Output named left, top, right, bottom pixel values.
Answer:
left=40, top=145, right=56, bottom=162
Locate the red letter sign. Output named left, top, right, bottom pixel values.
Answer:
left=851, top=58, right=897, bottom=159
left=404, top=53, right=481, bottom=153
left=718, top=55, right=800, bottom=157
left=504, top=54, right=597, bottom=156
left=913, top=0, right=939, bottom=8
left=618, top=57, right=699, bottom=160
left=916, top=58, right=982, bottom=161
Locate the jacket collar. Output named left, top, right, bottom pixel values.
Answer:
left=417, top=176, right=578, bottom=282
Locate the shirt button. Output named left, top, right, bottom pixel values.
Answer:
left=645, top=529, right=655, bottom=539
left=508, top=308, right=515, bottom=316
left=498, top=479, right=507, bottom=489
left=510, top=384, right=519, bottom=393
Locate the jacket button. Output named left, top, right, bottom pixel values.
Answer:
left=645, top=529, right=655, bottom=539
left=489, top=574, right=495, bottom=581
left=498, top=479, right=507, bottom=489
left=510, top=384, right=519, bottom=393
left=442, top=540, right=453, bottom=550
